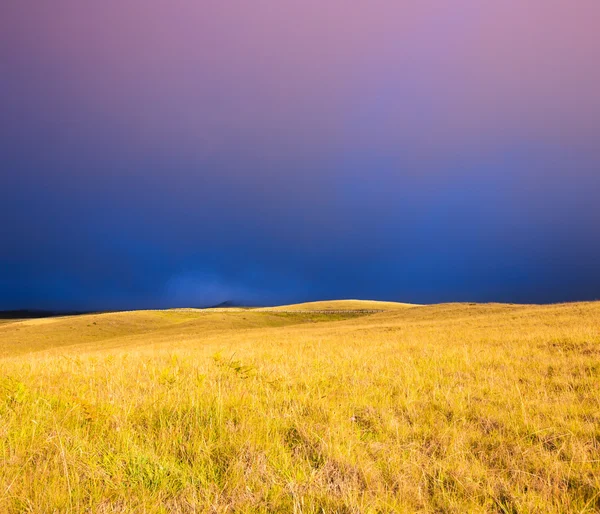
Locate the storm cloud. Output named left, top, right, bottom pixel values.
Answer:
left=1, top=1, right=599, bottom=309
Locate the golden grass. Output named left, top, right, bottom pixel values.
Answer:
left=0, top=301, right=599, bottom=512
left=258, top=299, right=415, bottom=312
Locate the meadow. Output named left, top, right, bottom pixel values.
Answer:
left=0, top=300, right=598, bottom=513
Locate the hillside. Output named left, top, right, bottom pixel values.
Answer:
left=0, top=301, right=599, bottom=512
left=258, top=299, right=416, bottom=312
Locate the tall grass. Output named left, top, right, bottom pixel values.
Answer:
left=0, top=302, right=599, bottom=512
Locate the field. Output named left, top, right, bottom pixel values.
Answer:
left=0, top=300, right=599, bottom=513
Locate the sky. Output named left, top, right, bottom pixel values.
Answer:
left=1, top=1, right=600, bottom=310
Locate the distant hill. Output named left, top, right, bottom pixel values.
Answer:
left=208, top=300, right=247, bottom=309
left=0, top=309, right=86, bottom=320
left=257, top=299, right=416, bottom=312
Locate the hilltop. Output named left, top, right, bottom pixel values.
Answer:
left=257, top=298, right=416, bottom=312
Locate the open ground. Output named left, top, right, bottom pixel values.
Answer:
left=0, top=300, right=599, bottom=513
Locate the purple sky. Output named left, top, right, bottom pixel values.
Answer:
left=1, top=1, right=599, bottom=309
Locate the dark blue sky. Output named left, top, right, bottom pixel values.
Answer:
left=2, top=1, right=600, bottom=310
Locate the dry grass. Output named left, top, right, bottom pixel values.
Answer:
left=0, top=300, right=599, bottom=512
left=257, top=299, right=415, bottom=312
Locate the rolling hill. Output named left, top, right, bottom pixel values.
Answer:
left=0, top=301, right=599, bottom=512
left=257, top=298, right=416, bottom=312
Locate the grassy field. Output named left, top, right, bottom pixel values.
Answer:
left=256, top=300, right=416, bottom=312
left=0, top=300, right=599, bottom=513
